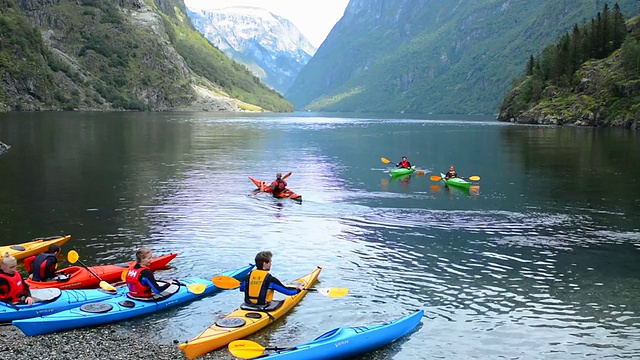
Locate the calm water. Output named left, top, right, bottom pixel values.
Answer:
left=1, top=112, right=640, bottom=359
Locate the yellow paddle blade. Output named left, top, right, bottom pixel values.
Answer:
left=67, top=250, right=79, bottom=264
left=416, top=170, right=425, bottom=175
left=99, top=280, right=117, bottom=293
left=121, top=269, right=128, bottom=281
left=381, top=157, right=390, bottom=164
left=313, top=287, right=349, bottom=298
left=430, top=175, right=442, bottom=181
left=228, top=340, right=266, bottom=359
left=283, top=172, right=292, bottom=180
left=212, top=275, right=241, bottom=289
left=468, top=175, right=480, bottom=181
left=186, top=283, right=206, bottom=294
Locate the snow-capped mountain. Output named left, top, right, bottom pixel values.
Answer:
left=187, top=6, right=316, bottom=95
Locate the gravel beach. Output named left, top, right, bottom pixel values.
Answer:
left=0, top=324, right=235, bottom=360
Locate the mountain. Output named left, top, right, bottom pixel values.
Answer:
left=286, top=0, right=638, bottom=115
left=187, top=6, right=315, bottom=95
left=0, top=0, right=292, bottom=112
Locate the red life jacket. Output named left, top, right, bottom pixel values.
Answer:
left=24, top=256, right=35, bottom=274
left=0, top=270, right=28, bottom=303
left=126, top=266, right=152, bottom=298
left=270, top=179, right=287, bottom=193
left=31, top=253, right=57, bottom=281
left=399, top=160, right=411, bottom=169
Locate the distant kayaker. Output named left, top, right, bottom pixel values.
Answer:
left=396, top=156, right=412, bottom=169
left=445, top=165, right=458, bottom=179
left=126, top=247, right=177, bottom=298
left=0, top=252, right=33, bottom=305
left=268, top=172, right=288, bottom=196
left=241, top=250, right=303, bottom=306
left=26, top=244, right=62, bottom=281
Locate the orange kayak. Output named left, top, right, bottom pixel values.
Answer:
left=1, top=235, right=72, bottom=261
left=249, top=177, right=302, bottom=202
left=25, top=253, right=178, bottom=290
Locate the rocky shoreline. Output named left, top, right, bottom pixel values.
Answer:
left=0, top=324, right=234, bottom=360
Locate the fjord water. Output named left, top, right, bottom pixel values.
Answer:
left=1, top=112, right=639, bottom=359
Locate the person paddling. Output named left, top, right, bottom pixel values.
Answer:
left=241, top=251, right=302, bottom=306
left=0, top=252, right=33, bottom=305
left=126, top=247, right=177, bottom=298
left=396, top=156, right=411, bottom=169
left=268, top=172, right=288, bottom=197
left=445, top=165, right=458, bottom=179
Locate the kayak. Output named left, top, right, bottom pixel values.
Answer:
left=390, top=166, right=415, bottom=177
left=249, top=176, right=302, bottom=202
left=179, top=267, right=322, bottom=359
left=26, top=253, right=178, bottom=290
left=12, top=264, right=254, bottom=336
left=1, top=235, right=72, bottom=261
left=0, top=287, right=124, bottom=323
left=440, top=172, right=471, bottom=189
left=249, top=310, right=424, bottom=359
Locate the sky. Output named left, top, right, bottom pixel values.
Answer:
left=184, top=0, right=350, bottom=48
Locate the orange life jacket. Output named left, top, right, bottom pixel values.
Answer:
left=126, top=266, right=152, bottom=298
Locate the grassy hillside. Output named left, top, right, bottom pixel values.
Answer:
left=287, top=0, right=638, bottom=115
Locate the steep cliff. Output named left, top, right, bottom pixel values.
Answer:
left=187, top=6, right=315, bottom=94
left=0, top=0, right=292, bottom=112
left=286, top=0, right=638, bottom=115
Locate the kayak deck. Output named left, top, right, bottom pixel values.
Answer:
left=440, top=172, right=471, bottom=189
left=390, top=166, right=416, bottom=177
left=1, top=235, right=71, bottom=261
left=179, top=266, right=322, bottom=359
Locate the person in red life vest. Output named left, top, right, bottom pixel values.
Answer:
left=444, top=165, right=458, bottom=179
left=268, top=172, right=288, bottom=196
left=240, top=251, right=303, bottom=306
left=126, top=247, right=177, bottom=298
left=396, top=156, right=412, bottom=169
left=25, top=244, right=61, bottom=281
left=0, top=252, right=33, bottom=305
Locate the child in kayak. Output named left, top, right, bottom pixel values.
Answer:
left=445, top=165, right=458, bottom=179
left=240, top=251, right=302, bottom=306
left=0, top=252, right=33, bottom=305
left=396, top=156, right=411, bottom=169
left=126, top=247, right=177, bottom=298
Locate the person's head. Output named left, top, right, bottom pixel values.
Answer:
left=135, top=247, right=153, bottom=266
left=402, top=156, right=407, bottom=161
left=48, top=244, right=61, bottom=255
left=276, top=172, right=282, bottom=179
left=255, top=251, right=273, bottom=271
left=449, top=165, right=455, bottom=171
left=1, top=252, right=17, bottom=274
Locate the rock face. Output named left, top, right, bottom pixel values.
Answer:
left=0, top=0, right=292, bottom=112
left=187, top=6, right=315, bottom=95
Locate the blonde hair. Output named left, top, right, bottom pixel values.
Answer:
left=2, top=252, right=17, bottom=267
left=135, top=247, right=151, bottom=263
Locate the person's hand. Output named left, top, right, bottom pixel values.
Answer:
left=24, top=296, right=33, bottom=305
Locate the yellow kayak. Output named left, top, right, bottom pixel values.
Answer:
left=0, top=235, right=71, bottom=261
left=178, top=266, right=322, bottom=359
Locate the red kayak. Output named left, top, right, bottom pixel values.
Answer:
left=249, top=176, right=302, bottom=202
left=25, top=253, right=178, bottom=290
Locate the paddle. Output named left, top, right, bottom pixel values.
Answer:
left=66, top=250, right=117, bottom=292
left=430, top=175, right=480, bottom=181
left=228, top=340, right=295, bottom=359
left=119, top=269, right=206, bottom=294
left=211, top=275, right=349, bottom=298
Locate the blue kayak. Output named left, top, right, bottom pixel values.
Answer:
left=1, top=287, right=125, bottom=323
left=253, top=310, right=423, bottom=359
left=13, top=264, right=254, bottom=336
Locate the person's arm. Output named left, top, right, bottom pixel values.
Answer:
left=139, top=269, right=172, bottom=293
left=268, top=276, right=301, bottom=296
left=239, top=280, right=247, bottom=292
left=45, top=257, right=58, bottom=278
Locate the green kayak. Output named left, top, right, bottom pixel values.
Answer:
left=440, top=172, right=471, bottom=189
left=390, top=166, right=415, bottom=177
